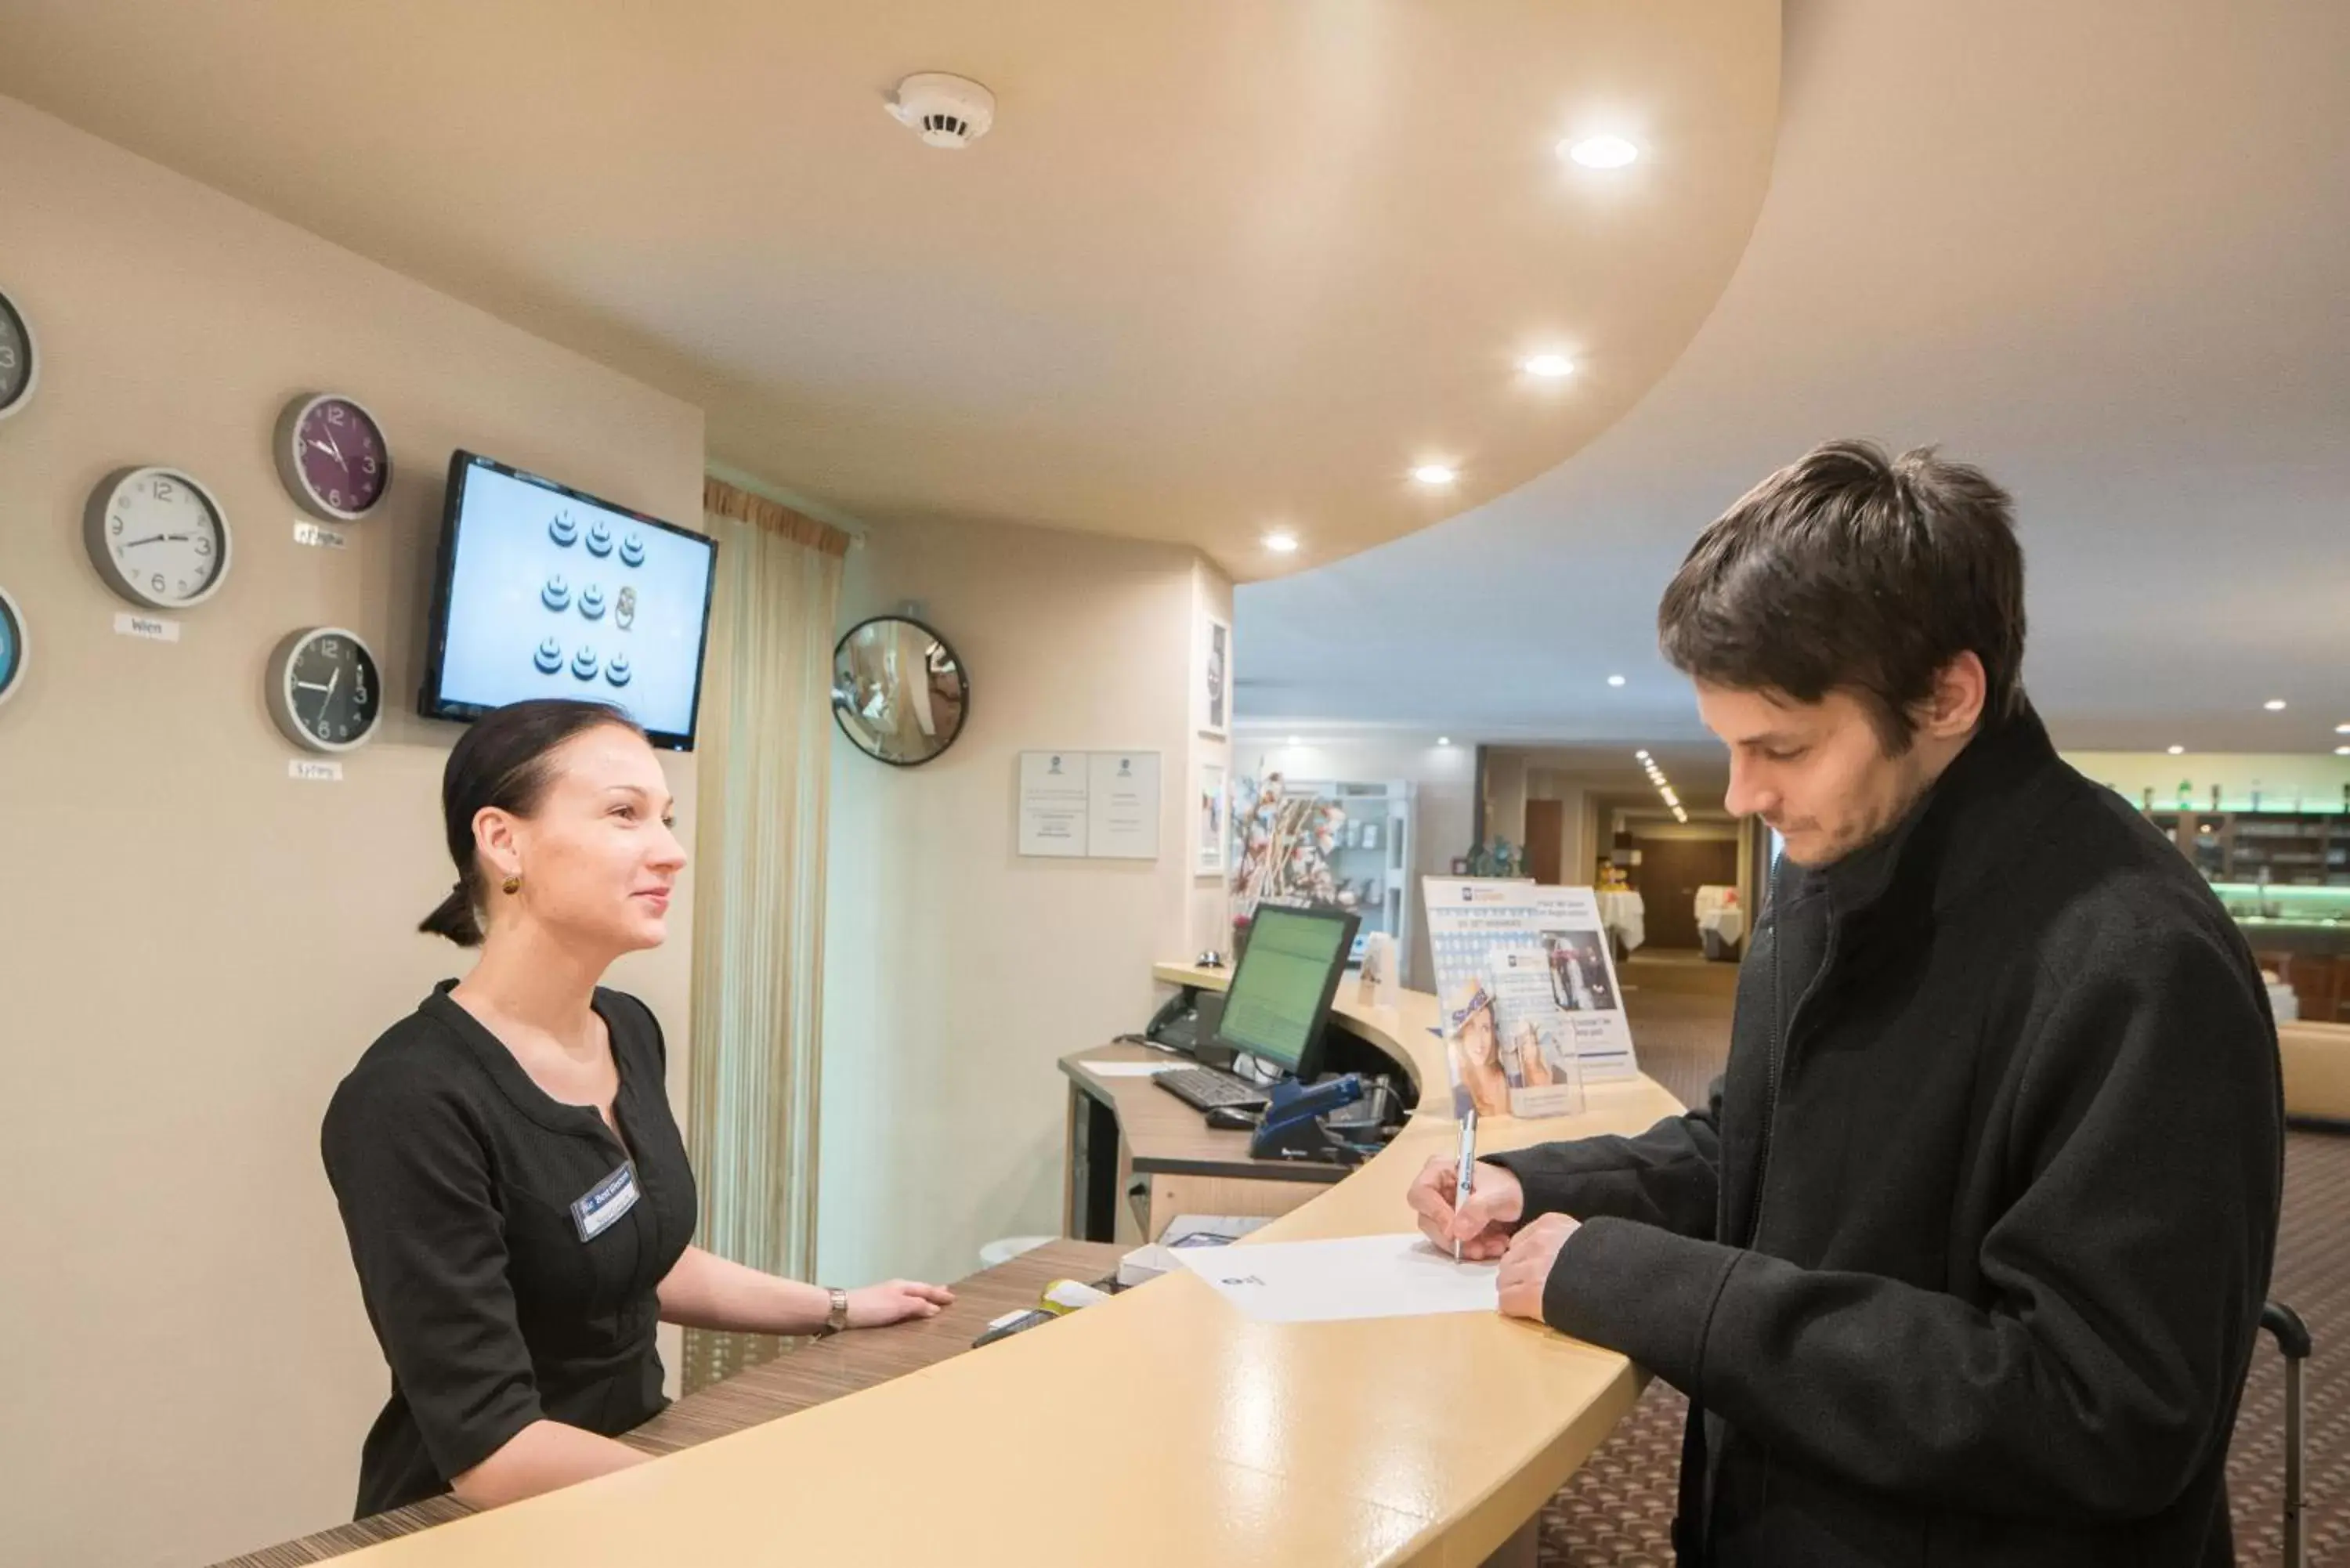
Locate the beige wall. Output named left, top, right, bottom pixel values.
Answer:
left=815, top=518, right=1228, bottom=1289
left=0, top=97, right=704, bottom=1567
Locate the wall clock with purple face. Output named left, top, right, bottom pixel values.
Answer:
left=274, top=392, right=391, bottom=522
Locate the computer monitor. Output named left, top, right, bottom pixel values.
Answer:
left=1213, top=904, right=1361, bottom=1081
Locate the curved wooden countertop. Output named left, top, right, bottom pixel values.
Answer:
left=329, top=966, right=1687, bottom=1568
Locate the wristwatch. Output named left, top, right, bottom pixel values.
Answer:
left=821, top=1286, right=851, bottom=1336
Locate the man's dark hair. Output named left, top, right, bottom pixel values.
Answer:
left=1657, top=439, right=2026, bottom=753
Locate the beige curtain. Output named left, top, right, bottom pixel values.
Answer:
left=682, top=478, right=851, bottom=1391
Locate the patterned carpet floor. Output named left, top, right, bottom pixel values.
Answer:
left=1543, top=973, right=2340, bottom=1566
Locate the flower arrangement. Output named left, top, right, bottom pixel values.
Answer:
left=1227, top=771, right=1349, bottom=926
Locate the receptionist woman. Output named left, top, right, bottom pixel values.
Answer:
left=321, top=698, right=952, bottom=1516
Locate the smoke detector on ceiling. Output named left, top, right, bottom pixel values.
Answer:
left=887, top=73, right=996, bottom=150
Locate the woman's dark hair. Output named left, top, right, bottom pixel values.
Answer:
left=418, top=699, right=646, bottom=946
left=1656, top=439, right=2026, bottom=755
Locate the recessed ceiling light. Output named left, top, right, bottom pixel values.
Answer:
left=1437, top=736, right=1452, bottom=747
left=2265, top=699, right=2287, bottom=710
left=2167, top=745, right=2186, bottom=755
left=2337, top=724, right=2349, bottom=735
left=2337, top=746, right=2350, bottom=756
left=1634, top=750, right=1650, bottom=760
left=1285, top=735, right=1302, bottom=746
left=1521, top=352, right=1577, bottom=379
left=1262, top=529, right=1299, bottom=554
left=1562, top=135, right=1640, bottom=170
left=1607, top=674, right=1626, bottom=688
left=1411, top=464, right=1458, bottom=486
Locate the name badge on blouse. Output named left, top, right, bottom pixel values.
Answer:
left=570, top=1161, right=641, bottom=1243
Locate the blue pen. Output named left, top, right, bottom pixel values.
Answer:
left=1452, top=1107, right=1479, bottom=1263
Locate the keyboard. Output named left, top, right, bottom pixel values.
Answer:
left=1154, top=1065, right=1271, bottom=1112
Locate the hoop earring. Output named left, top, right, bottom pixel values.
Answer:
left=501, top=875, right=522, bottom=896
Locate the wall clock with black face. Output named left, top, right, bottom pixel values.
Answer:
left=0, top=285, right=37, bottom=423
left=274, top=393, right=390, bottom=522
left=84, top=467, right=233, bottom=610
left=267, top=627, right=382, bottom=752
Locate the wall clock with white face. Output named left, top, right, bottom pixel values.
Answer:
left=267, top=626, right=382, bottom=752
left=83, top=466, right=233, bottom=610
left=0, top=586, right=27, bottom=708
left=0, top=285, right=37, bottom=423
left=274, top=392, right=390, bottom=521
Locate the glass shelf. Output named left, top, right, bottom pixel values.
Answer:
left=2209, top=883, right=2350, bottom=923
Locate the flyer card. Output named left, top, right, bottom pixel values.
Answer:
left=1423, top=879, right=1638, bottom=1120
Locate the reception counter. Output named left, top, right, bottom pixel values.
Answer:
left=235, top=964, right=1687, bottom=1568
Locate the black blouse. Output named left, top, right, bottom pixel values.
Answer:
left=320, top=983, right=697, bottom=1517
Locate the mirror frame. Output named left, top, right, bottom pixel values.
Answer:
left=830, top=614, right=971, bottom=768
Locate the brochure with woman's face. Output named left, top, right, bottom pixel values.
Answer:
left=1441, top=981, right=1511, bottom=1121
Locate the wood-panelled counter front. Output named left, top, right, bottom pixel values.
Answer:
left=289, top=964, right=1686, bottom=1568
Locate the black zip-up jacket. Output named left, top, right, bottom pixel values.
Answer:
left=1488, top=705, right=2281, bottom=1566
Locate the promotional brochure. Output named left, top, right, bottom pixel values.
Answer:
left=1423, top=878, right=1637, bottom=1121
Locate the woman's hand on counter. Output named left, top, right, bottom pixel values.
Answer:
left=848, top=1279, right=956, bottom=1328
left=660, top=1245, right=949, bottom=1336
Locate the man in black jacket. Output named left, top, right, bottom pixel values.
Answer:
left=1408, top=440, right=2281, bottom=1566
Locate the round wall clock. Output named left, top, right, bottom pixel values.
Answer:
left=0, top=585, right=27, bottom=708
left=85, top=467, right=233, bottom=610
left=0, top=285, right=38, bottom=424
left=267, top=627, right=382, bottom=752
left=274, top=392, right=390, bottom=522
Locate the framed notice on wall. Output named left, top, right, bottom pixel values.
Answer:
left=1018, top=750, right=1162, bottom=861
left=1017, top=751, right=1091, bottom=857
left=1088, top=750, right=1161, bottom=860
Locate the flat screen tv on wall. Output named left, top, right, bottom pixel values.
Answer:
left=418, top=452, right=718, bottom=750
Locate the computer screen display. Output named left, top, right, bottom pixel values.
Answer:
left=1217, top=905, right=1359, bottom=1075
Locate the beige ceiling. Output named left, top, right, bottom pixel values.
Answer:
left=1242, top=0, right=2350, bottom=755
left=0, top=2, right=1779, bottom=578
left=1500, top=743, right=1733, bottom=818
